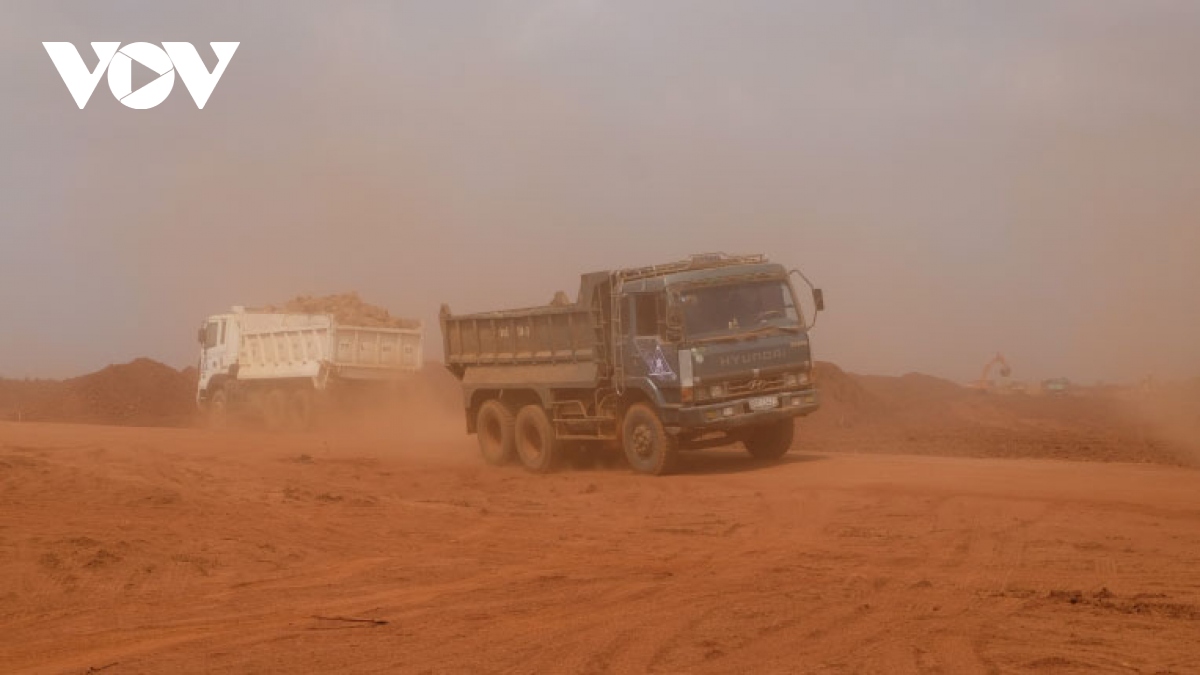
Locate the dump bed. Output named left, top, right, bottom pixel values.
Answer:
left=330, top=324, right=423, bottom=378
left=441, top=304, right=598, bottom=372
left=236, top=313, right=423, bottom=382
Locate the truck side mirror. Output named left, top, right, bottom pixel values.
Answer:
left=789, top=268, right=823, bottom=330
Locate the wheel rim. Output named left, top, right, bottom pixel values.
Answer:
left=631, top=423, right=655, bottom=459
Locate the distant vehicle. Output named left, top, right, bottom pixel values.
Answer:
left=440, top=253, right=824, bottom=475
left=1042, top=377, right=1071, bottom=397
left=196, top=308, right=423, bottom=430
left=970, top=352, right=1012, bottom=391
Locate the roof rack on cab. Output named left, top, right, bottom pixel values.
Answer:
left=612, top=252, right=768, bottom=282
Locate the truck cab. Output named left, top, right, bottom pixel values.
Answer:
left=441, top=253, right=824, bottom=475
left=196, top=312, right=242, bottom=404
left=612, top=258, right=820, bottom=437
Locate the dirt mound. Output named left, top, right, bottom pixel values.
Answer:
left=809, top=362, right=884, bottom=429
left=859, top=371, right=969, bottom=405
left=809, top=364, right=978, bottom=430
left=803, top=365, right=1196, bottom=466
left=11, top=359, right=196, bottom=427
left=254, top=292, right=420, bottom=329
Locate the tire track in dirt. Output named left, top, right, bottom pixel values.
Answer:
left=3, top=425, right=1200, bottom=673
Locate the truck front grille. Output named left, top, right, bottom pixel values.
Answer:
left=720, top=373, right=787, bottom=397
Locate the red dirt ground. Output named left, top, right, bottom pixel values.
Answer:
left=2, top=417, right=1199, bottom=674
left=1, top=362, right=1198, bottom=673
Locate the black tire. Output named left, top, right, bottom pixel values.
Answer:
left=263, top=388, right=288, bottom=432
left=476, top=400, right=516, bottom=466
left=206, top=387, right=230, bottom=430
left=514, top=404, right=558, bottom=473
left=621, top=403, right=677, bottom=475
left=289, top=388, right=316, bottom=432
left=742, top=419, right=795, bottom=460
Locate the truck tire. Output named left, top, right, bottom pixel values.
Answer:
left=742, top=419, right=794, bottom=460
left=514, top=405, right=558, bottom=473
left=263, top=388, right=288, bottom=432
left=289, top=389, right=316, bottom=432
left=476, top=400, right=516, bottom=466
left=206, top=388, right=230, bottom=430
left=621, top=403, right=677, bottom=475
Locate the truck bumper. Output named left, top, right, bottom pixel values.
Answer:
left=665, top=387, right=820, bottom=433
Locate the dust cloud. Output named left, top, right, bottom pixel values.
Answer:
left=1, top=2, right=1198, bottom=388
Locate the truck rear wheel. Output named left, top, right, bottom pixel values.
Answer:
left=289, top=389, right=316, bottom=432
left=476, top=400, right=516, bottom=466
left=514, top=405, right=558, bottom=473
left=621, top=403, right=677, bottom=475
left=742, top=419, right=794, bottom=460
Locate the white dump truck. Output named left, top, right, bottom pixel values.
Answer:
left=196, top=307, right=423, bottom=429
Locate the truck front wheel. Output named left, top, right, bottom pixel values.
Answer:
left=514, top=405, right=558, bottom=473
left=742, top=419, right=795, bottom=460
left=206, top=388, right=230, bottom=430
left=622, top=403, right=677, bottom=475
left=476, top=400, right=516, bottom=466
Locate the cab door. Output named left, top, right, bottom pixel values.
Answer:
left=628, top=293, right=678, bottom=385
left=198, top=318, right=228, bottom=393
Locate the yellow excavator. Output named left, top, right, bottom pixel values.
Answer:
left=971, top=352, right=1012, bottom=391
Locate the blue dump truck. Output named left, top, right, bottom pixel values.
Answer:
left=439, top=253, right=824, bottom=475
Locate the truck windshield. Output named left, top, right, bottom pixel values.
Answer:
left=678, top=280, right=801, bottom=340
left=203, top=322, right=220, bottom=349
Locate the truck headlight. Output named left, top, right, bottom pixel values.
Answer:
left=783, top=373, right=798, bottom=387
left=709, top=384, right=725, bottom=399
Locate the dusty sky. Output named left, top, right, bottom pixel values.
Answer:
left=2, top=1, right=1198, bottom=384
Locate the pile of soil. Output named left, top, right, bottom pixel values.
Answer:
left=857, top=371, right=969, bottom=405
left=808, top=362, right=884, bottom=429
left=804, top=363, right=1198, bottom=466
left=1, top=359, right=197, bottom=427
left=253, top=292, right=420, bottom=329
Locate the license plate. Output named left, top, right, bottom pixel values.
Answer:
left=748, top=395, right=779, bottom=411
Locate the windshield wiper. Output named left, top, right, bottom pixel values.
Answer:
left=689, top=323, right=798, bottom=345
left=743, top=323, right=800, bottom=337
